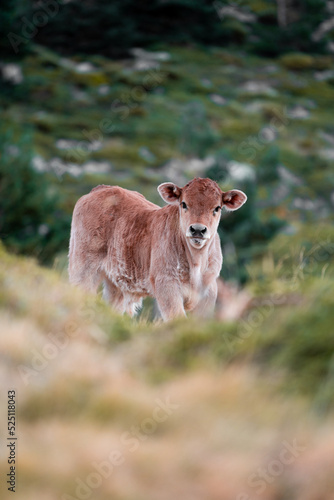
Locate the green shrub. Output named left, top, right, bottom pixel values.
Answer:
left=268, top=223, right=334, bottom=281
left=0, top=0, right=27, bottom=57
left=280, top=53, right=315, bottom=71
left=248, top=278, right=334, bottom=411
left=250, top=0, right=328, bottom=56
left=0, top=125, right=70, bottom=263
left=180, top=101, right=218, bottom=158
left=10, top=0, right=330, bottom=59
left=206, top=149, right=285, bottom=283
left=28, top=0, right=229, bottom=58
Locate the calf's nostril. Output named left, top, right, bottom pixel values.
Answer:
left=189, top=224, right=207, bottom=237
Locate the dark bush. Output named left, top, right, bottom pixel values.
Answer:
left=0, top=126, right=70, bottom=263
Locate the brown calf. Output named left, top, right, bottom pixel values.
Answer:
left=68, top=178, right=247, bottom=320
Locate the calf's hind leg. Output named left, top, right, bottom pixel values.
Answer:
left=68, top=225, right=103, bottom=293
left=102, top=279, right=142, bottom=317
left=68, top=254, right=102, bottom=293
left=102, top=277, right=125, bottom=314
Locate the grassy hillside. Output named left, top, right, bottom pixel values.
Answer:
left=3, top=45, right=334, bottom=195
left=1, top=39, right=334, bottom=499
left=2, top=43, right=334, bottom=276
left=0, top=234, right=334, bottom=499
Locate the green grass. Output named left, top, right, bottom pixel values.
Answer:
left=1, top=44, right=333, bottom=232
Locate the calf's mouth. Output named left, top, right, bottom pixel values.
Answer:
left=189, top=236, right=207, bottom=248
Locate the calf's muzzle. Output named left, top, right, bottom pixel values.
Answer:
left=189, top=224, right=208, bottom=238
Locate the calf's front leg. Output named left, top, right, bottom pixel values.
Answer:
left=191, top=280, right=218, bottom=318
left=153, top=277, right=186, bottom=321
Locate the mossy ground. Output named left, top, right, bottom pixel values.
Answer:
left=2, top=44, right=334, bottom=206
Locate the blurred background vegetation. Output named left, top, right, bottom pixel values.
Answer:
left=1, top=1, right=334, bottom=499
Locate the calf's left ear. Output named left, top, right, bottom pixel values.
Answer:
left=158, top=182, right=182, bottom=205
left=222, top=189, right=247, bottom=211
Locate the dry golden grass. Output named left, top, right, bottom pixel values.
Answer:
left=1, top=245, right=334, bottom=500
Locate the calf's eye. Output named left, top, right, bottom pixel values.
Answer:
left=213, top=206, right=221, bottom=215
left=181, top=201, right=188, bottom=210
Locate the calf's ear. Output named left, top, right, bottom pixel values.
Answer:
left=222, top=189, right=247, bottom=211
left=158, top=182, right=182, bottom=205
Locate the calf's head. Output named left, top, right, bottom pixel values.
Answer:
left=158, top=178, right=247, bottom=250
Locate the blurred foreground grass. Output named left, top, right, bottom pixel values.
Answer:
left=0, top=223, right=334, bottom=499
left=1, top=11, right=334, bottom=498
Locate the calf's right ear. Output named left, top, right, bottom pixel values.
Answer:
left=158, top=182, right=182, bottom=205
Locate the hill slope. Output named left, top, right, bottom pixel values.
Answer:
left=1, top=244, right=334, bottom=499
